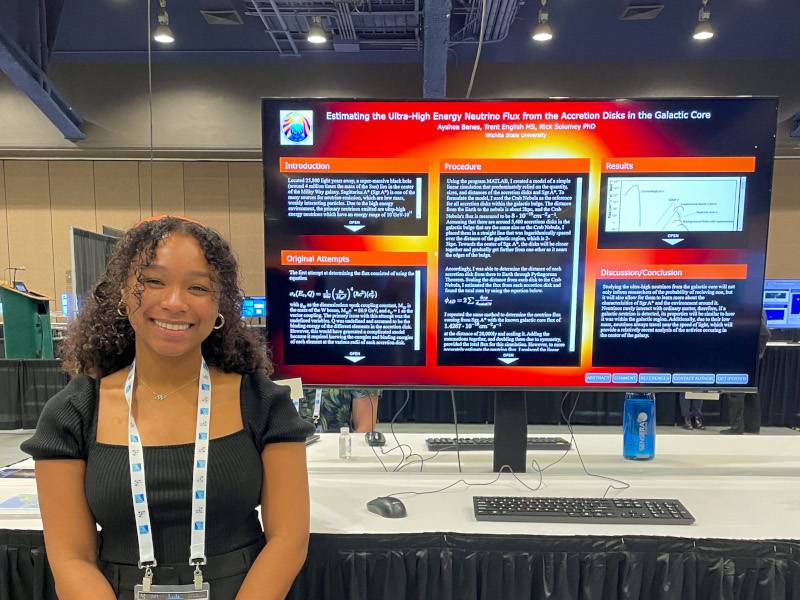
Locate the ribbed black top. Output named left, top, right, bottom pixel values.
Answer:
left=21, top=371, right=314, bottom=565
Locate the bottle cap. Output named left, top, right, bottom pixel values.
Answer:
left=340, top=426, right=350, bottom=433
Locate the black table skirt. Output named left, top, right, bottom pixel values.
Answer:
left=2, top=345, right=799, bottom=430
left=0, top=360, right=68, bottom=430
left=2, top=530, right=798, bottom=600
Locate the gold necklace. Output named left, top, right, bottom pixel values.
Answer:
left=137, top=376, right=199, bottom=401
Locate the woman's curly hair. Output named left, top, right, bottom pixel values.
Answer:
left=61, top=216, right=271, bottom=378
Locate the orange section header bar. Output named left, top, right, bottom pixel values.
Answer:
left=602, top=157, right=755, bottom=173
left=282, top=250, right=427, bottom=267
left=596, top=264, right=747, bottom=280
left=441, top=158, right=590, bottom=174
left=280, top=157, right=427, bottom=173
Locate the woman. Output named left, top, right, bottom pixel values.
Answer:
left=21, top=216, right=314, bottom=599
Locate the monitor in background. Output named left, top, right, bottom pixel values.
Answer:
left=241, top=296, right=267, bottom=318
left=60, top=293, right=78, bottom=318
left=763, top=279, right=800, bottom=329
left=263, top=98, right=777, bottom=394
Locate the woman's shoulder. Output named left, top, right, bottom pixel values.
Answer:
left=48, top=373, right=99, bottom=414
left=240, top=370, right=286, bottom=402
left=239, top=370, right=314, bottom=446
left=39, top=373, right=99, bottom=429
left=20, top=374, right=98, bottom=460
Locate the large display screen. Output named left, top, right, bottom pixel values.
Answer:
left=263, top=98, right=777, bottom=390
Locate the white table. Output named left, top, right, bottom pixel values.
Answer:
left=303, top=431, right=800, bottom=539
left=3, top=432, right=799, bottom=599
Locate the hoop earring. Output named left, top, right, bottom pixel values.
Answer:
left=213, top=313, right=225, bottom=330
left=116, top=301, right=128, bottom=318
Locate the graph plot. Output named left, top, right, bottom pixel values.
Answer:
left=605, top=176, right=747, bottom=233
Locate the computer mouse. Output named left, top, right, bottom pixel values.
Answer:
left=366, top=496, right=407, bottom=518
left=365, top=431, right=386, bottom=446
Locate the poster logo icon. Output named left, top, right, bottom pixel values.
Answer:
left=280, top=110, right=313, bottom=145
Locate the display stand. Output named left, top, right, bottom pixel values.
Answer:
left=493, top=391, right=528, bottom=473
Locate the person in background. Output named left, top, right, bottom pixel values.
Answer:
left=679, top=394, right=705, bottom=430
left=21, top=216, right=313, bottom=600
left=300, top=388, right=381, bottom=433
left=722, top=312, right=771, bottom=435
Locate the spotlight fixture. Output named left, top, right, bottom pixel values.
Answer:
left=532, top=0, right=553, bottom=42
left=153, top=0, right=175, bottom=44
left=692, top=0, right=714, bottom=41
left=307, top=17, right=327, bottom=44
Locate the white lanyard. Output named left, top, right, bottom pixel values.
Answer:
left=124, top=359, right=211, bottom=573
left=313, top=389, right=322, bottom=422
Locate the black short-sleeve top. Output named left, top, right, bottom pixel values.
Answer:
left=20, top=370, right=314, bottom=565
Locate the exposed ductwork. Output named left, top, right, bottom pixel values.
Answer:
left=242, top=0, right=523, bottom=54
left=240, top=0, right=521, bottom=97
left=450, top=0, right=521, bottom=45
left=619, top=3, right=664, bottom=21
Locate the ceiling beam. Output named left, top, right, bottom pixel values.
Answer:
left=423, top=0, right=451, bottom=98
left=0, top=20, right=84, bottom=141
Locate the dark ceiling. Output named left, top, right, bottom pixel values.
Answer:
left=0, top=0, right=797, bottom=148
left=44, top=0, right=800, bottom=65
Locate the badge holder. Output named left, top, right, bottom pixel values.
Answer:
left=313, top=389, right=323, bottom=433
left=134, top=561, right=211, bottom=599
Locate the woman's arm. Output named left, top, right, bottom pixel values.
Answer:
left=35, top=460, right=116, bottom=600
left=236, top=442, right=310, bottom=600
left=351, top=391, right=380, bottom=432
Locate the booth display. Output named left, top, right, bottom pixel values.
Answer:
left=0, top=281, right=53, bottom=360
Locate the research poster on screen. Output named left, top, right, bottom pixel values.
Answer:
left=263, top=99, right=777, bottom=389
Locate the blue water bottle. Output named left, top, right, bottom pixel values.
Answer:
left=622, top=392, right=656, bottom=460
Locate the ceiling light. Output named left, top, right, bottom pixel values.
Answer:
left=532, top=0, right=553, bottom=42
left=153, top=24, right=175, bottom=44
left=692, top=0, right=714, bottom=41
left=307, top=17, right=327, bottom=44
left=153, top=0, right=175, bottom=45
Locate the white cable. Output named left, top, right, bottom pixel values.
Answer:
left=147, top=0, right=154, bottom=215
left=465, top=0, right=487, bottom=99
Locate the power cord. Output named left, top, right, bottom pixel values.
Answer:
left=386, top=462, right=545, bottom=500
left=370, top=390, right=463, bottom=473
left=369, top=389, right=631, bottom=501
left=382, top=390, right=464, bottom=473
left=464, top=0, right=487, bottom=99
left=530, top=391, right=631, bottom=498
left=367, top=393, right=390, bottom=472
left=451, top=390, right=463, bottom=473
left=372, top=390, right=427, bottom=472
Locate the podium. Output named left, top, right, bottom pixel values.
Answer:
left=0, top=281, right=54, bottom=359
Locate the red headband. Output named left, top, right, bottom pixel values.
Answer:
left=133, top=214, right=203, bottom=228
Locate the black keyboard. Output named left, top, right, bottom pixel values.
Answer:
left=426, top=436, right=571, bottom=452
left=473, top=496, right=695, bottom=525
